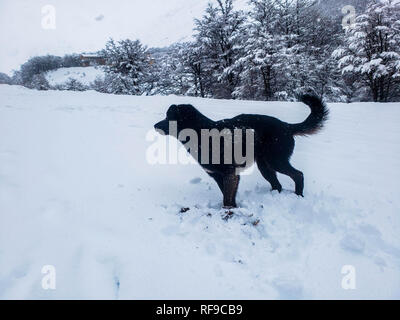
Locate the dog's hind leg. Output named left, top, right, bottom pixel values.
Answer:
left=273, top=161, right=304, bottom=197
left=222, top=173, right=240, bottom=208
left=256, top=160, right=282, bottom=193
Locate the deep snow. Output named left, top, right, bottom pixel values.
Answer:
left=0, top=85, right=399, bottom=299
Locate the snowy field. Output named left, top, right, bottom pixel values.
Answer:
left=0, top=84, right=399, bottom=299
left=45, top=67, right=104, bottom=87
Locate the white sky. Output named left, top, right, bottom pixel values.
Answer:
left=1, top=0, right=249, bottom=75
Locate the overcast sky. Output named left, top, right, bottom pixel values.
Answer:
left=1, top=0, right=249, bottom=75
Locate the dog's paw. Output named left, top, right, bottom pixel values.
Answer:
left=272, top=186, right=282, bottom=193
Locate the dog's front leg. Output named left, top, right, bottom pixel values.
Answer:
left=222, top=173, right=240, bottom=209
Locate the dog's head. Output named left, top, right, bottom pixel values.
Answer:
left=154, top=104, right=199, bottom=136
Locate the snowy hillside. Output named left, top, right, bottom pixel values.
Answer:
left=0, top=85, right=399, bottom=299
left=46, top=67, right=104, bottom=87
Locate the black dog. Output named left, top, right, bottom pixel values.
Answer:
left=154, top=95, right=328, bottom=208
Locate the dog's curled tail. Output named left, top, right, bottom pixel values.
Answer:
left=290, top=94, right=329, bottom=136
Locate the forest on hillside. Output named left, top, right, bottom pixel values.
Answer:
left=2, top=0, right=399, bottom=102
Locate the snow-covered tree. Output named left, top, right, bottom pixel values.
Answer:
left=90, top=75, right=108, bottom=93
left=151, top=44, right=192, bottom=96
left=19, top=55, right=62, bottom=87
left=147, top=43, right=213, bottom=97
left=177, top=42, right=213, bottom=97
left=194, top=0, right=246, bottom=98
left=30, top=73, right=50, bottom=91
left=63, top=78, right=87, bottom=91
left=231, top=0, right=343, bottom=101
left=318, top=0, right=369, bottom=18
left=333, top=0, right=400, bottom=102
left=164, top=42, right=214, bottom=97
left=61, top=54, right=82, bottom=68
left=231, top=0, right=284, bottom=100
left=0, top=72, right=12, bottom=85
left=100, top=39, right=150, bottom=95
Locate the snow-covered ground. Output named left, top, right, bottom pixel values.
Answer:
left=46, top=67, right=104, bottom=87
left=0, top=84, right=399, bottom=299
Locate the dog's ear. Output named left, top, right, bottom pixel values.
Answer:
left=166, top=104, right=179, bottom=118
left=167, top=104, right=178, bottom=113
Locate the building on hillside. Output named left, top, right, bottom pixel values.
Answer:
left=80, top=53, right=106, bottom=67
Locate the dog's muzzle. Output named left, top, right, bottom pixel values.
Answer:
left=154, top=119, right=169, bottom=135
